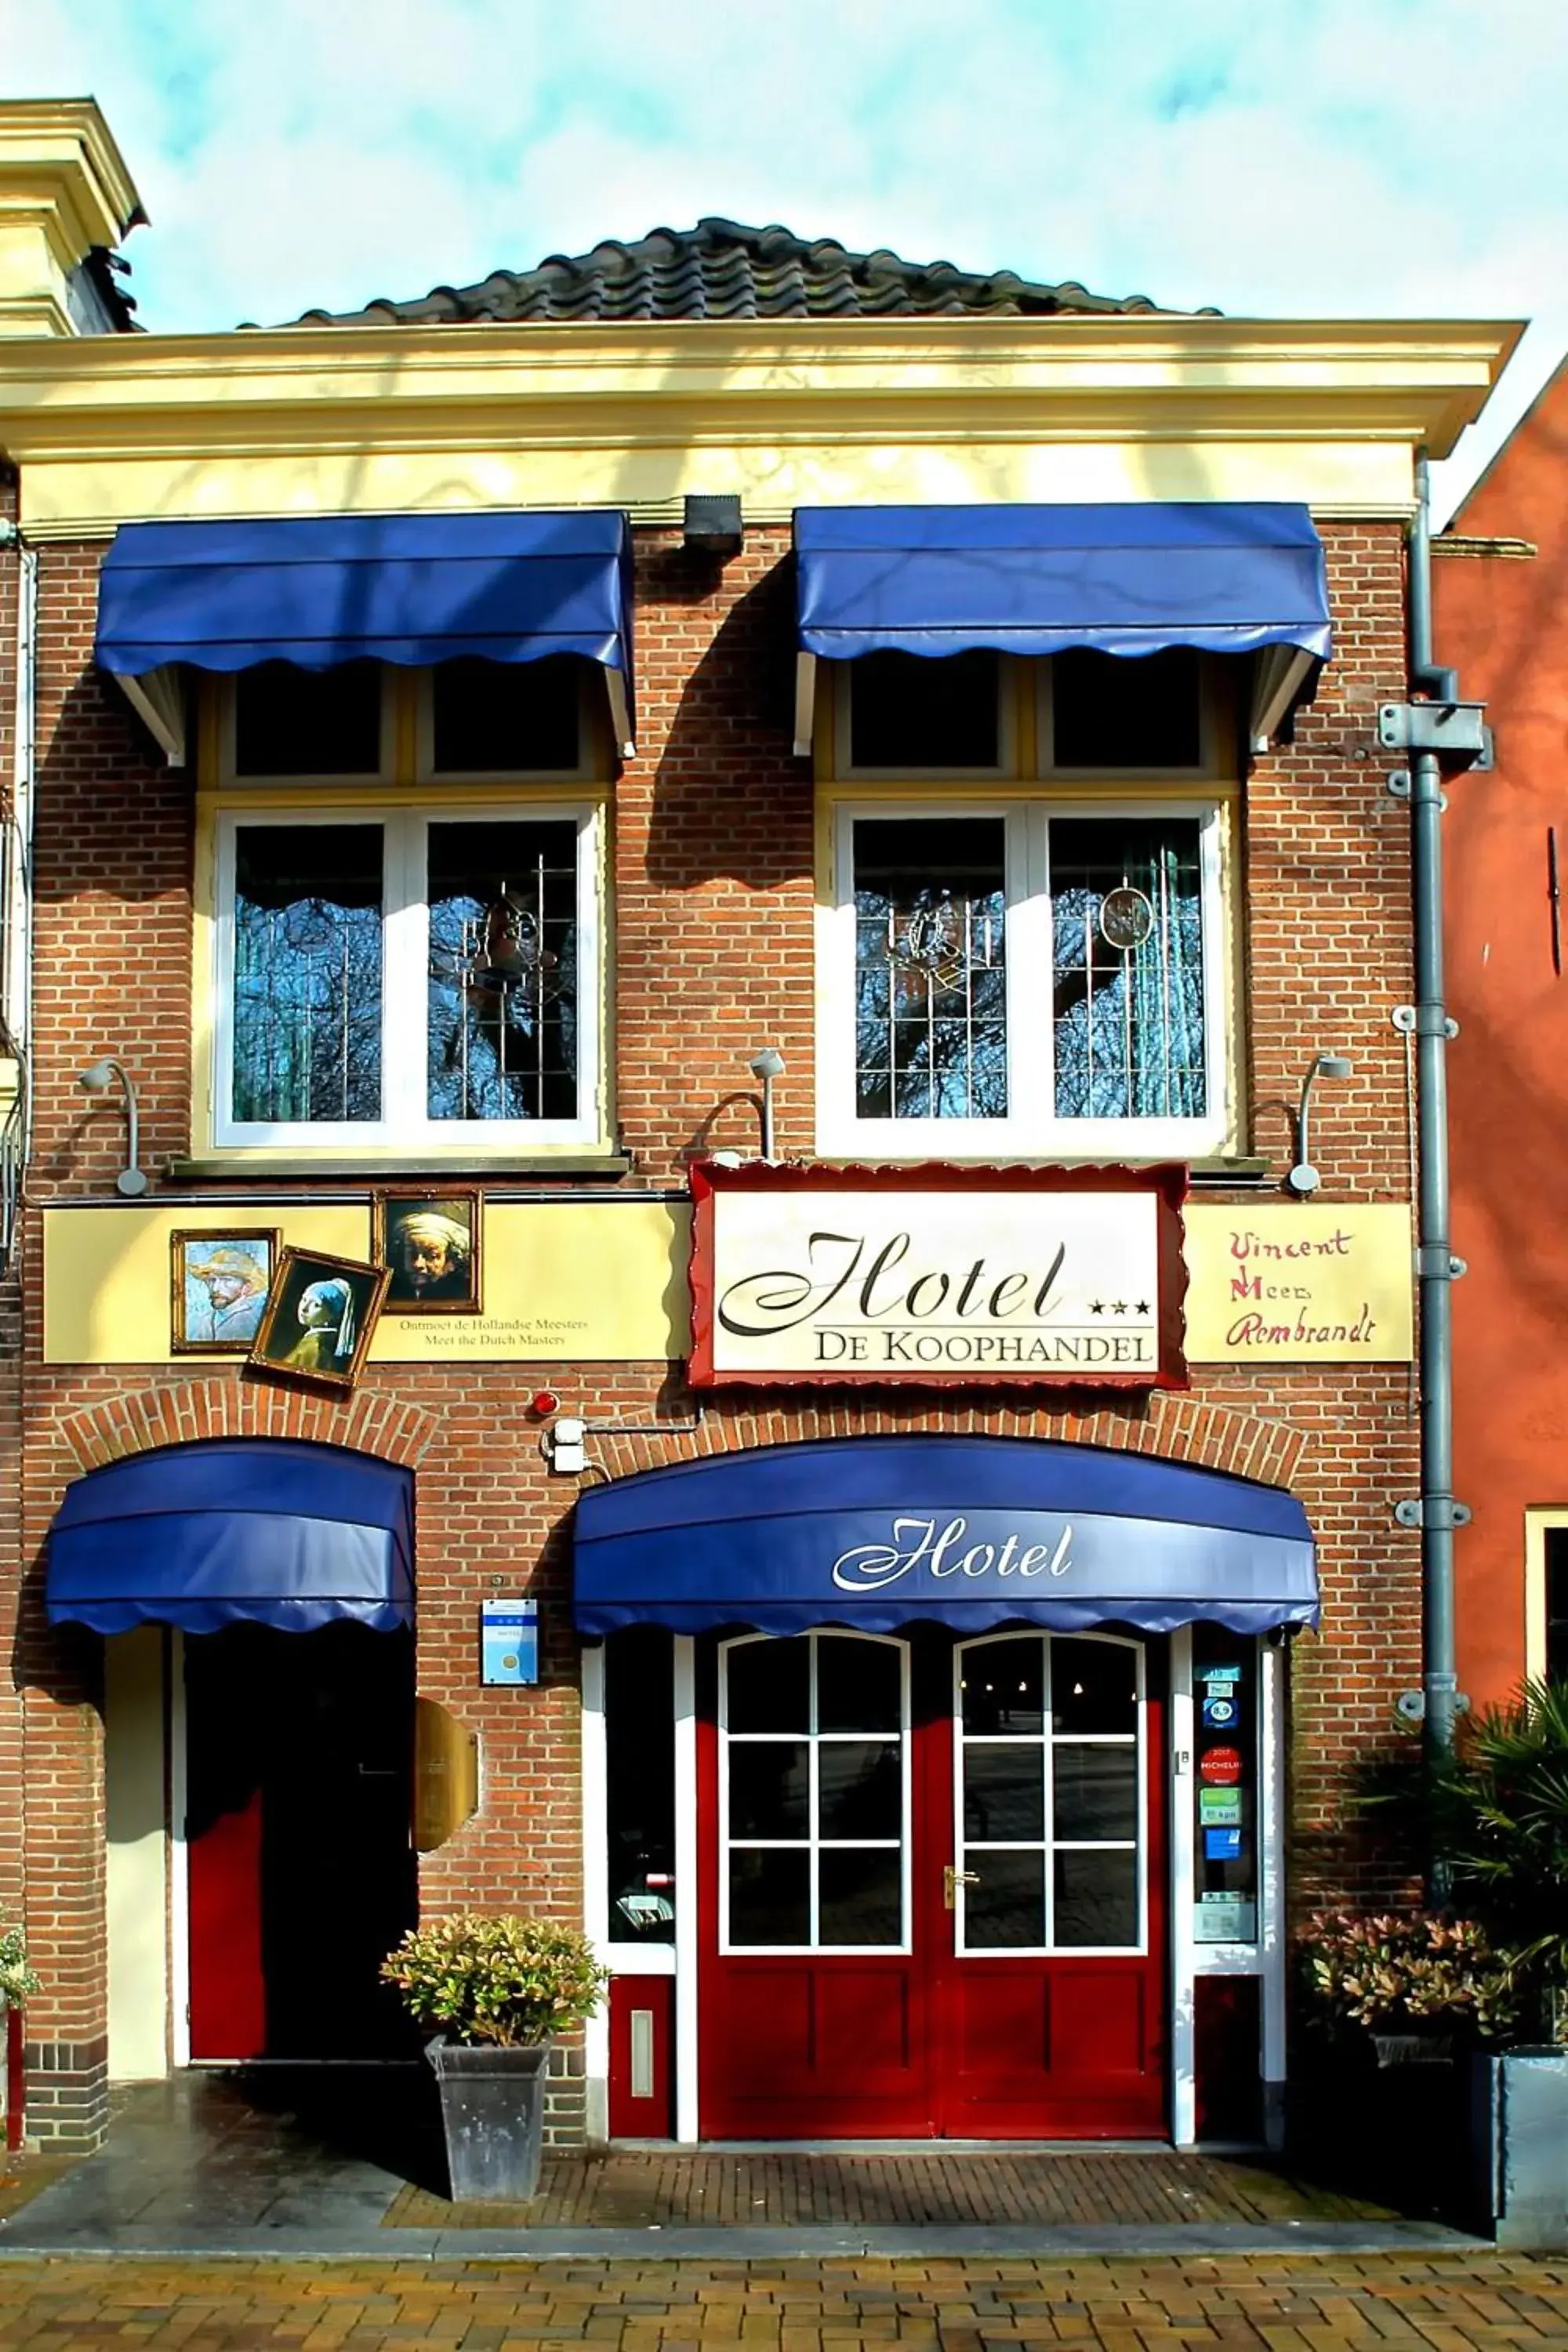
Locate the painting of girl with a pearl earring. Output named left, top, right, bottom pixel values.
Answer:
left=248, top=1245, right=390, bottom=1390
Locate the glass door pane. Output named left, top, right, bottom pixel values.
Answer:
left=720, top=1632, right=909, bottom=1951
left=956, top=1632, right=1144, bottom=1954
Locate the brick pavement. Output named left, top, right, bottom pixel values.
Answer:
left=0, top=2255, right=1566, bottom=2348
left=384, top=2151, right=1393, bottom=2231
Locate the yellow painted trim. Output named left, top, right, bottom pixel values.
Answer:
left=0, top=314, right=1523, bottom=534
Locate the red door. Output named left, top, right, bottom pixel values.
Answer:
left=698, top=1628, right=1165, bottom=2139
left=927, top=1629, right=1166, bottom=2136
left=185, top=1624, right=417, bottom=2060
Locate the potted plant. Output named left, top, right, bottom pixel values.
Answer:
left=0, top=1915, right=39, bottom=2154
left=1294, top=1909, right=1517, bottom=2214
left=1422, top=1679, right=1568, bottom=2247
left=382, top=1913, right=606, bottom=2202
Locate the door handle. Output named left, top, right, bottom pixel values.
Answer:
left=943, top=1864, right=980, bottom=1910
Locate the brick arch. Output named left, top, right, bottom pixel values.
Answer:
left=58, top=1377, right=440, bottom=1475
left=589, top=1391, right=1307, bottom=1490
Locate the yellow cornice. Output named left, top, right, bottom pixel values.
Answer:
left=0, top=310, right=1524, bottom=533
left=0, top=98, right=143, bottom=342
left=0, top=99, right=144, bottom=246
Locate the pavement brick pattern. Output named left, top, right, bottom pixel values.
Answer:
left=385, top=2153, right=1392, bottom=2231
left=1, top=2257, right=1566, bottom=2348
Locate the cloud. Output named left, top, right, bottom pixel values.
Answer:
left=2, top=0, right=1563, bottom=509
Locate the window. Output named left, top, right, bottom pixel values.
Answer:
left=232, top=662, right=387, bottom=779
left=425, top=656, right=584, bottom=778
left=1545, top=1527, right=1568, bottom=1683
left=720, top=1632, right=909, bottom=1951
left=604, top=1629, right=676, bottom=1946
left=843, top=650, right=1004, bottom=774
left=834, top=650, right=1224, bottom=781
left=821, top=798, right=1229, bottom=1157
left=1047, top=648, right=1204, bottom=771
left=956, top=1632, right=1145, bottom=1954
left=213, top=804, right=600, bottom=1148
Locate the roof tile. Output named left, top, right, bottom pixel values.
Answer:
left=285, top=217, right=1209, bottom=327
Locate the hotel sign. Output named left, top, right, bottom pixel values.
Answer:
left=689, top=1162, right=1187, bottom=1388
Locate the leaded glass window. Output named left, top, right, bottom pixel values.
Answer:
left=829, top=800, right=1223, bottom=1154
left=1050, top=818, right=1207, bottom=1121
left=853, top=817, right=1007, bottom=1121
left=232, top=825, right=384, bottom=1124
left=218, top=808, right=597, bottom=1146
left=427, top=820, right=579, bottom=1123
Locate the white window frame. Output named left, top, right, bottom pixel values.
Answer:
left=953, top=1629, right=1149, bottom=1959
left=817, top=795, right=1230, bottom=1160
left=718, top=1630, right=913, bottom=1958
left=211, top=799, right=602, bottom=1150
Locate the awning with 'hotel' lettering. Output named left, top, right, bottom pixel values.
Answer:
left=573, top=1435, right=1318, bottom=1637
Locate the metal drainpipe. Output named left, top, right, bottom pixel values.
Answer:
left=1408, top=453, right=1461, bottom=1780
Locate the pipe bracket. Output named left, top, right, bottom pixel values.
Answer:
left=1391, top=1004, right=1458, bottom=1038
left=1393, top=1496, right=1472, bottom=1530
left=1417, top=1245, right=1467, bottom=1279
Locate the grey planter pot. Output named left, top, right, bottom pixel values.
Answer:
left=426, top=2038, right=550, bottom=2202
left=1470, top=2048, right=1568, bottom=2250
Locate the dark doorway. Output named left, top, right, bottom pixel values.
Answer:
left=185, top=1623, right=417, bottom=2060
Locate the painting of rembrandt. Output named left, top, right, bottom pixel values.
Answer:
left=171, top=1230, right=279, bottom=1354
left=373, top=1190, right=481, bottom=1315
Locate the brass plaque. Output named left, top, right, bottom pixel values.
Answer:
left=412, top=1697, right=478, bottom=1853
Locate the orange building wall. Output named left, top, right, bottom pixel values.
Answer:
left=1436, top=360, right=1568, bottom=1708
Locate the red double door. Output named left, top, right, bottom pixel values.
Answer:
left=698, top=1625, right=1166, bottom=2140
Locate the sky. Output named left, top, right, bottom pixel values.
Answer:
left=4, top=0, right=1566, bottom=521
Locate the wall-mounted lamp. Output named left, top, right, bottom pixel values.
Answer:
left=77, top=1056, right=147, bottom=1196
left=1287, top=1051, right=1353, bottom=1196
left=684, top=493, right=743, bottom=557
left=746, top=1047, right=785, bottom=1162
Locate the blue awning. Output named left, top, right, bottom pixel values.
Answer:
left=46, top=1439, right=414, bottom=1636
left=793, top=503, right=1332, bottom=664
left=95, top=510, right=637, bottom=756
left=574, top=1436, right=1318, bottom=1638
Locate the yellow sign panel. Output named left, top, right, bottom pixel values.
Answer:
left=1183, top=1202, right=1414, bottom=1363
left=42, top=1201, right=691, bottom=1364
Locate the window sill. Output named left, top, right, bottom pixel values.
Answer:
left=166, top=1152, right=636, bottom=1180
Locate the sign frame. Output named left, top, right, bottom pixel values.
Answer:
left=688, top=1160, right=1189, bottom=1390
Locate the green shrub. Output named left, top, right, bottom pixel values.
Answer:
left=0, top=1918, right=39, bottom=2009
left=381, top=1914, right=607, bottom=2048
left=1299, top=1910, right=1517, bottom=2042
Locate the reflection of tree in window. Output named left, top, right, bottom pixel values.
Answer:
left=854, top=818, right=1007, bottom=1120
left=427, top=821, right=578, bottom=1123
left=1051, top=818, right=1205, bottom=1120
left=233, top=826, right=383, bottom=1124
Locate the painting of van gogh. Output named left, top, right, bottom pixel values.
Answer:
left=171, top=1229, right=279, bottom=1354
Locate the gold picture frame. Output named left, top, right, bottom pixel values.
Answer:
left=247, top=1246, right=390, bottom=1390
left=372, top=1188, right=483, bottom=1316
left=170, top=1228, right=281, bottom=1355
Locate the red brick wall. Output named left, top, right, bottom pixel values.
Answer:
left=2, top=515, right=1421, bottom=2143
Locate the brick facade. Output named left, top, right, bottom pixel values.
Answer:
left=0, top=515, right=1421, bottom=2147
